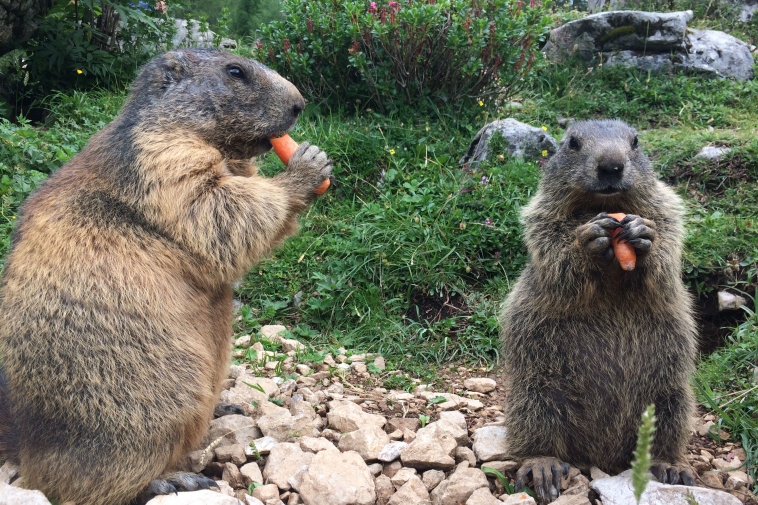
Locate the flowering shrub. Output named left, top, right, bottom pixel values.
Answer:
left=255, top=0, right=552, bottom=112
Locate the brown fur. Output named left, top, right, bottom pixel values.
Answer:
left=0, top=49, right=331, bottom=505
left=500, top=120, right=696, bottom=500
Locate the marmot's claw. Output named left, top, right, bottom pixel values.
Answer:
left=651, top=461, right=694, bottom=486
left=213, top=402, right=245, bottom=418
left=516, top=457, right=565, bottom=505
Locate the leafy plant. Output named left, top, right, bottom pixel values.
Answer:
left=482, top=466, right=515, bottom=494
left=419, top=414, right=430, bottom=428
left=254, top=0, right=552, bottom=112
left=4, top=0, right=177, bottom=111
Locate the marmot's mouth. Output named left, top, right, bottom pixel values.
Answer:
left=597, top=187, right=621, bottom=195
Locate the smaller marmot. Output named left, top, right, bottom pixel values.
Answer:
left=0, top=49, right=331, bottom=505
left=500, top=120, right=696, bottom=504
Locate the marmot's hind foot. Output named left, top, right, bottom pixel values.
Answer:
left=650, top=461, right=695, bottom=486
left=515, top=457, right=570, bottom=505
left=213, top=402, right=245, bottom=418
left=133, top=472, right=218, bottom=504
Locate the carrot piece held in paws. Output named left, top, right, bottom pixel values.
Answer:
left=314, top=178, right=331, bottom=195
left=607, top=212, right=636, bottom=271
left=270, top=134, right=299, bottom=165
left=271, top=134, right=330, bottom=194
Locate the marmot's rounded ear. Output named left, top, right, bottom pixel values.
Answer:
left=161, top=53, right=187, bottom=84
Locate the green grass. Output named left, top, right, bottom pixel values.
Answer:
left=0, top=49, right=757, bottom=489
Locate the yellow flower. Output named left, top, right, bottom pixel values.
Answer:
left=76, top=69, right=83, bottom=75
left=542, top=150, right=548, bottom=157
left=541, top=125, right=547, bottom=131
left=389, top=149, right=396, bottom=155
left=478, top=100, right=484, bottom=107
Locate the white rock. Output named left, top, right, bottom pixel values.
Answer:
left=240, top=462, right=264, bottom=487
left=548, top=495, right=591, bottom=504
left=590, top=470, right=742, bottom=505
left=257, top=410, right=319, bottom=442
left=327, top=400, right=386, bottom=433
left=481, top=461, right=519, bottom=475
left=202, top=414, right=264, bottom=449
left=298, top=450, right=376, bottom=505
left=146, top=489, right=242, bottom=504
left=263, top=442, right=315, bottom=490
left=214, top=480, right=235, bottom=497
left=390, top=467, right=418, bottom=488
left=338, top=424, right=391, bottom=461
left=388, top=475, right=431, bottom=505
left=463, top=378, right=497, bottom=394
left=296, top=364, right=311, bottom=375
left=455, top=446, right=477, bottom=466
left=472, top=426, right=509, bottom=462
left=252, top=484, right=280, bottom=502
left=373, top=356, right=387, bottom=371
left=718, top=291, right=747, bottom=312
left=439, top=411, right=468, bottom=431
left=460, top=118, right=558, bottom=164
left=215, top=444, right=247, bottom=465
left=261, top=325, right=287, bottom=340
left=229, top=364, right=246, bottom=379
left=246, top=496, right=265, bottom=505
left=0, top=463, right=19, bottom=485
left=430, top=467, right=489, bottom=505
left=422, top=469, right=446, bottom=491
left=375, top=474, right=396, bottom=505
left=415, top=391, right=483, bottom=411
left=378, top=441, right=408, bottom=463
left=280, top=338, right=305, bottom=352
left=501, top=492, right=535, bottom=505
left=235, top=334, right=252, bottom=348
left=0, top=483, right=52, bottom=505
left=246, top=436, right=279, bottom=456
left=368, top=463, right=384, bottom=477
left=589, top=467, right=610, bottom=480
left=299, top=436, right=339, bottom=453
left=401, top=422, right=458, bottom=470
left=695, top=146, right=731, bottom=161
left=220, top=383, right=283, bottom=417
left=352, top=363, right=369, bottom=374
left=466, top=487, right=502, bottom=505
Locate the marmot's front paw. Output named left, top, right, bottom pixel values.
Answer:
left=285, top=141, right=333, bottom=197
left=615, top=214, right=657, bottom=253
left=576, top=213, right=620, bottom=260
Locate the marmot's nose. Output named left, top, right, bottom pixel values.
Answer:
left=292, top=98, right=305, bottom=118
left=598, top=160, right=624, bottom=176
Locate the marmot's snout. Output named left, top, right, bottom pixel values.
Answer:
left=596, top=151, right=625, bottom=189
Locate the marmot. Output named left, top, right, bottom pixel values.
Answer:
left=499, top=120, right=696, bottom=504
left=0, top=49, right=332, bottom=505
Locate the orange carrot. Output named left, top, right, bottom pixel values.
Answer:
left=270, top=134, right=299, bottom=165
left=607, top=212, right=636, bottom=271
left=314, top=178, right=331, bottom=195
left=271, top=134, right=330, bottom=195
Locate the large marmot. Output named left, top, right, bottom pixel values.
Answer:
left=0, top=49, right=332, bottom=505
left=500, top=120, right=696, bottom=504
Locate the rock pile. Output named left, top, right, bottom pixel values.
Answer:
left=1, top=325, right=754, bottom=505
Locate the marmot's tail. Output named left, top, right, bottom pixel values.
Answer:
left=0, top=366, right=19, bottom=462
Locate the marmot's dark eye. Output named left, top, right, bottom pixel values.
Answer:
left=632, top=135, right=639, bottom=149
left=228, top=66, right=245, bottom=79
left=568, top=136, right=580, bottom=150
